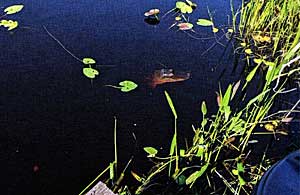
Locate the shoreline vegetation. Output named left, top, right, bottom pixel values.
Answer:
left=78, top=0, right=300, bottom=194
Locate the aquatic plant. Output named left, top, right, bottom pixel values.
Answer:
left=233, top=0, right=300, bottom=84
left=0, top=4, right=24, bottom=31
left=43, top=26, right=101, bottom=80
left=105, top=81, right=138, bottom=92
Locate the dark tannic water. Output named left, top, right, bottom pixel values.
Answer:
left=0, top=0, right=299, bottom=195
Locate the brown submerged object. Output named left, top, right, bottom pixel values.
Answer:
left=150, top=69, right=191, bottom=88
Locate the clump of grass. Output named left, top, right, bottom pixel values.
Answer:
left=235, top=0, right=300, bottom=84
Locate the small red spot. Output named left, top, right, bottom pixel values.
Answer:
left=33, top=164, right=39, bottom=172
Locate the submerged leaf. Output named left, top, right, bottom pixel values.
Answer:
left=0, top=20, right=18, bottom=30
left=197, top=19, right=213, bottom=26
left=4, top=5, right=24, bottom=15
left=83, top=67, right=99, bottom=78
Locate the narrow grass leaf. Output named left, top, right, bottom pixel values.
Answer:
left=164, top=91, right=178, bottom=119
left=109, top=162, right=114, bottom=180
left=169, top=133, right=177, bottom=156
left=246, top=64, right=260, bottom=82
left=186, top=163, right=209, bottom=185
left=221, top=84, right=232, bottom=107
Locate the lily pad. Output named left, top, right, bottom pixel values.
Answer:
left=212, top=27, right=219, bottom=33
left=197, top=19, right=213, bottom=26
left=119, top=80, right=138, bottom=92
left=82, top=58, right=96, bottom=65
left=144, top=9, right=160, bottom=16
left=176, top=1, right=193, bottom=14
left=177, top=22, right=193, bottom=30
left=0, top=20, right=18, bottom=30
left=83, top=67, right=99, bottom=78
left=4, top=5, right=24, bottom=15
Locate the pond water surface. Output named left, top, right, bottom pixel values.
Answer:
left=1, top=0, right=298, bottom=195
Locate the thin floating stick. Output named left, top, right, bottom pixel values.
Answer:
left=43, top=25, right=83, bottom=63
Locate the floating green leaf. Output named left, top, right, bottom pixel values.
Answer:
left=0, top=20, right=18, bottom=30
left=82, top=58, right=96, bottom=65
left=4, top=5, right=24, bottom=15
left=144, top=147, right=158, bottom=157
left=176, top=1, right=193, bottom=13
left=197, top=19, right=213, bottom=26
left=82, top=67, right=99, bottom=78
left=176, top=1, right=186, bottom=9
left=119, top=80, right=138, bottom=92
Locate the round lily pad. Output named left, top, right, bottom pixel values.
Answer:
left=119, top=80, right=138, bottom=92
left=83, top=67, right=99, bottom=78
